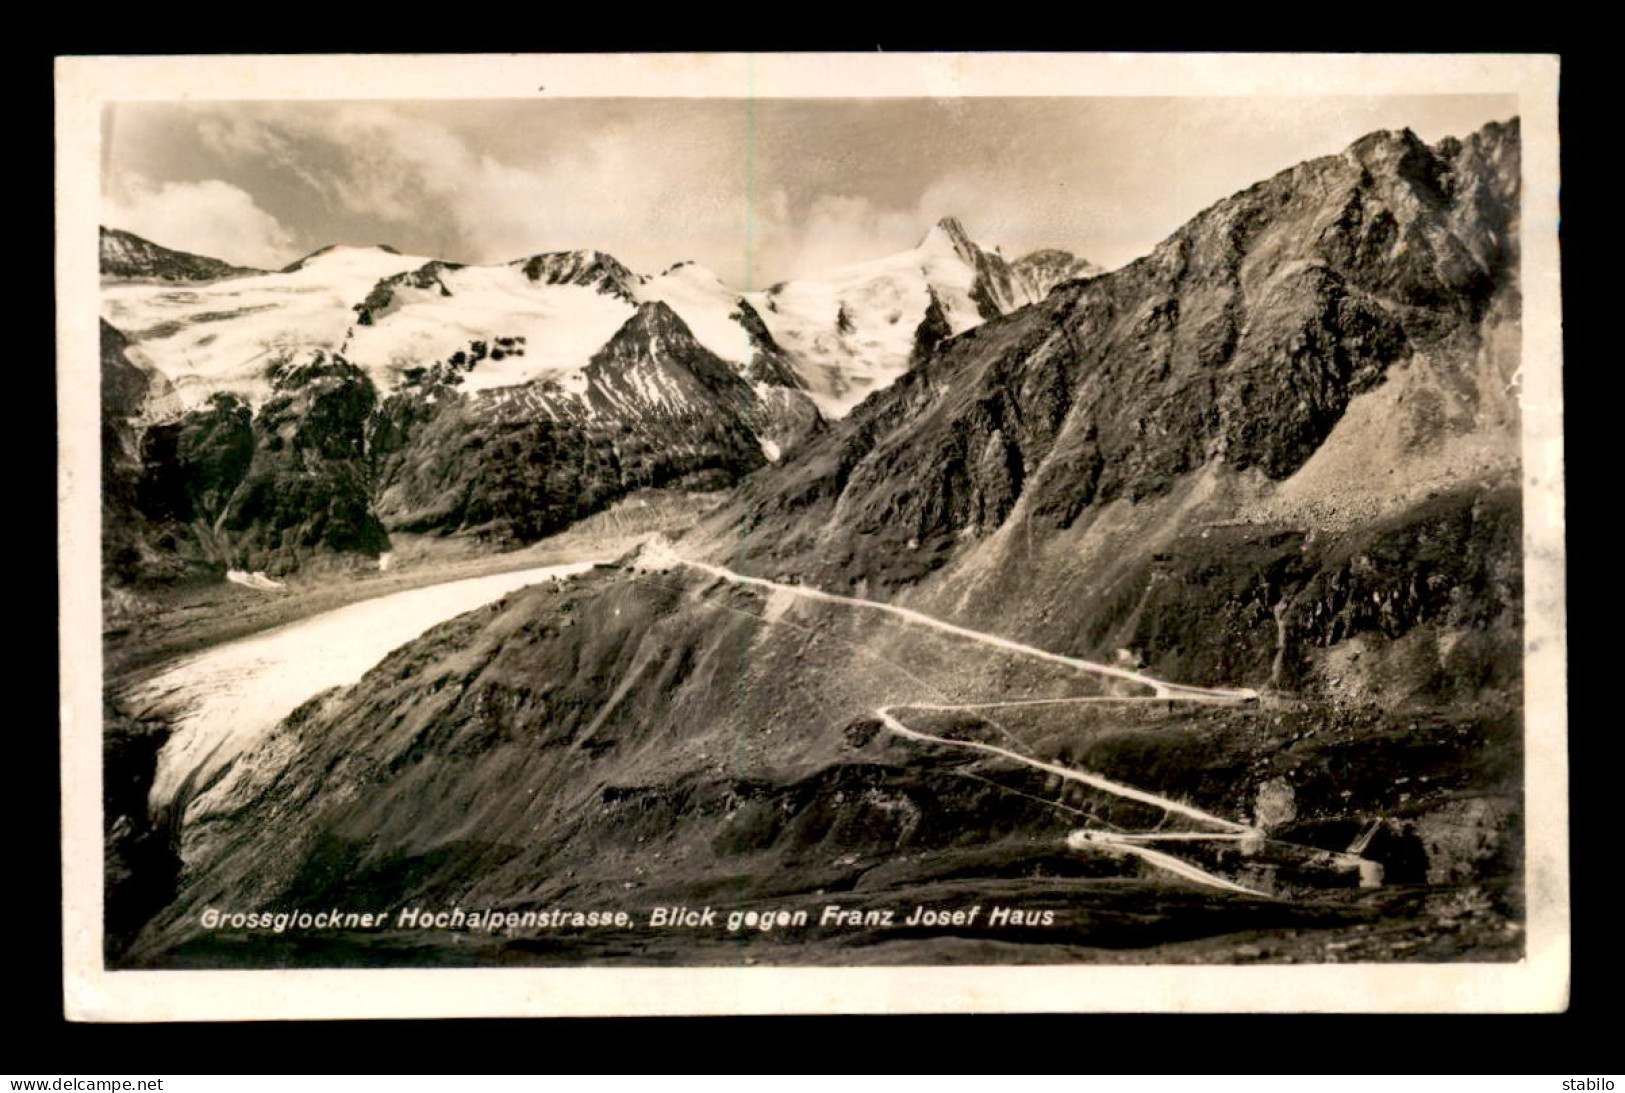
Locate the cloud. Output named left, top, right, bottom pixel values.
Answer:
left=751, top=178, right=1020, bottom=285
left=756, top=192, right=922, bottom=282
left=454, top=133, right=686, bottom=264
left=111, top=96, right=1518, bottom=292
left=116, top=101, right=1094, bottom=287
left=196, top=104, right=746, bottom=274
left=104, top=174, right=301, bottom=268
left=197, top=115, right=330, bottom=197
left=302, top=106, right=474, bottom=225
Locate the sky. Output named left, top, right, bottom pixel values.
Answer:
left=102, top=94, right=1516, bottom=289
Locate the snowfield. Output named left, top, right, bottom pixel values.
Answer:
left=346, top=262, right=637, bottom=393
left=745, top=220, right=1032, bottom=418
left=102, top=222, right=1086, bottom=421
left=102, top=245, right=429, bottom=408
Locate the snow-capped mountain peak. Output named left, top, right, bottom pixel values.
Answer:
left=99, top=226, right=264, bottom=283
left=741, top=216, right=1092, bottom=418
left=635, top=260, right=763, bottom=370
left=595, top=300, right=704, bottom=363
left=280, top=243, right=406, bottom=274
left=917, top=216, right=980, bottom=261
left=513, top=248, right=641, bottom=302
left=100, top=222, right=1096, bottom=422
left=101, top=235, right=430, bottom=407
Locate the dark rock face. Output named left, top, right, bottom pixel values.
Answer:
left=516, top=249, right=641, bottom=302
left=103, top=703, right=179, bottom=963
left=570, top=302, right=823, bottom=470
left=102, top=321, right=158, bottom=582
left=370, top=402, right=645, bottom=543
left=1068, top=486, right=1522, bottom=697
left=722, top=121, right=1519, bottom=568
left=1010, top=248, right=1102, bottom=298
left=101, top=320, right=207, bottom=585
left=99, top=227, right=262, bottom=282
left=704, top=119, right=1522, bottom=696
left=729, top=297, right=804, bottom=388
left=353, top=260, right=464, bottom=326
left=584, top=300, right=748, bottom=395
left=370, top=303, right=821, bottom=544
left=137, top=393, right=254, bottom=528
left=214, top=351, right=390, bottom=572
left=924, top=217, right=1005, bottom=320
left=910, top=288, right=955, bottom=367
left=927, top=217, right=1097, bottom=318
left=106, top=338, right=391, bottom=579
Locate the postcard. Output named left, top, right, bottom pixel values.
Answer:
left=58, top=51, right=1566, bottom=1018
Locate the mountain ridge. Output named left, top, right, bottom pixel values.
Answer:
left=101, top=216, right=1096, bottom=573
left=678, top=120, right=1521, bottom=694
left=113, top=117, right=1531, bottom=970
left=99, top=226, right=266, bottom=282
left=102, top=218, right=1096, bottom=417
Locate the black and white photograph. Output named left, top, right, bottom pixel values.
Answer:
left=56, top=52, right=1567, bottom=1018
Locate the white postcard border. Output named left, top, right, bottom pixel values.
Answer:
left=57, top=51, right=1567, bottom=1020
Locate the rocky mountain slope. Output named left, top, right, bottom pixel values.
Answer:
left=102, top=320, right=188, bottom=585
left=102, top=220, right=1094, bottom=577
left=99, top=226, right=265, bottom=282
left=367, top=302, right=822, bottom=544
left=127, top=558, right=1522, bottom=967
left=696, top=119, right=1523, bottom=700
left=1010, top=248, right=1101, bottom=300
left=117, top=120, right=1528, bottom=969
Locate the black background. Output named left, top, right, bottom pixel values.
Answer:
left=25, top=24, right=1603, bottom=1076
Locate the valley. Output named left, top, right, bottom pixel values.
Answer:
left=111, top=541, right=1521, bottom=968
left=97, top=115, right=1530, bottom=972
left=103, top=488, right=721, bottom=684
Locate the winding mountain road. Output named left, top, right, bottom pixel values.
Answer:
left=874, top=707, right=1253, bottom=832
left=124, top=535, right=1274, bottom=897
left=636, top=537, right=1270, bottom=895
left=666, top=549, right=1258, bottom=701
